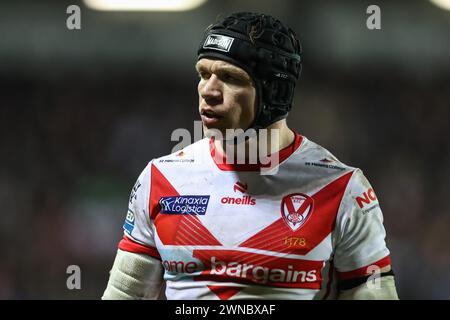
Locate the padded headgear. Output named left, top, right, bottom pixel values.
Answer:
left=197, top=12, right=302, bottom=129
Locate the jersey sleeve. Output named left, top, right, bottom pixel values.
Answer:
left=333, top=169, right=391, bottom=281
left=118, top=161, right=161, bottom=260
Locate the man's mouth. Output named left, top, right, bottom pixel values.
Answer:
left=201, top=109, right=223, bottom=126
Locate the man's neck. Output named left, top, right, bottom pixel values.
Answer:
left=214, top=120, right=295, bottom=161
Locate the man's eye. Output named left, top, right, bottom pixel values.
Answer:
left=198, top=72, right=210, bottom=80
left=223, top=74, right=238, bottom=82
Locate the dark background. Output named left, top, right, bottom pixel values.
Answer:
left=1, top=0, right=449, bottom=299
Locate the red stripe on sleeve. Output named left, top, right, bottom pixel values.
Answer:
left=337, top=255, right=391, bottom=281
left=118, top=235, right=161, bottom=260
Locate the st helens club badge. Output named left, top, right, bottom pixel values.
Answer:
left=281, top=193, right=314, bottom=231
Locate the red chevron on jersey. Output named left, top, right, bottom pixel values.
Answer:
left=207, top=285, right=243, bottom=300
left=151, top=164, right=222, bottom=246
left=238, top=171, right=353, bottom=255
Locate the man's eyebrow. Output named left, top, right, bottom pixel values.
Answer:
left=219, top=66, right=248, bottom=77
left=195, top=62, right=251, bottom=81
left=195, top=63, right=207, bottom=72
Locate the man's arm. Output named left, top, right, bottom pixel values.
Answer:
left=334, top=169, right=399, bottom=300
left=102, top=249, right=164, bottom=300
left=103, top=161, right=164, bottom=299
left=337, top=265, right=399, bottom=300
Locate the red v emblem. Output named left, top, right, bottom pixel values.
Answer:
left=239, top=172, right=354, bottom=255
left=284, top=195, right=313, bottom=216
left=281, top=193, right=314, bottom=231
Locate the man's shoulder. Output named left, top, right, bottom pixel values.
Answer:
left=291, top=135, right=357, bottom=173
left=150, top=137, right=210, bottom=166
left=297, top=137, right=378, bottom=206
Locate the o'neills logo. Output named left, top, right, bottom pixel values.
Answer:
left=221, top=195, right=256, bottom=206
left=192, top=250, right=323, bottom=289
left=221, top=181, right=256, bottom=205
left=203, top=34, right=234, bottom=52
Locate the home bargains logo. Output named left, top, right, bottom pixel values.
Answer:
left=192, top=250, right=324, bottom=289
left=159, top=195, right=210, bottom=215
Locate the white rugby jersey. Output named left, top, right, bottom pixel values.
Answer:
left=118, top=133, right=391, bottom=300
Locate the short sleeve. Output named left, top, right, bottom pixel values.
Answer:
left=333, top=169, right=391, bottom=280
left=118, top=161, right=161, bottom=260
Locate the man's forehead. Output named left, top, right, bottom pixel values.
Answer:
left=196, top=58, right=249, bottom=76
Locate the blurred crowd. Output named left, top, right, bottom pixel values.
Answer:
left=1, top=64, right=449, bottom=299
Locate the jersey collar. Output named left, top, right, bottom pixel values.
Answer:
left=209, top=132, right=303, bottom=171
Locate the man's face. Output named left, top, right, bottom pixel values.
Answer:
left=196, top=58, right=256, bottom=137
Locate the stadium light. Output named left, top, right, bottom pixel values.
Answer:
left=83, top=0, right=208, bottom=11
left=430, top=0, right=450, bottom=10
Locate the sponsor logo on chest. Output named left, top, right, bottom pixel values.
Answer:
left=159, top=195, right=210, bottom=215
left=220, top=181, right=256, bottom=206
left=160, top=250, right=324, bottom=289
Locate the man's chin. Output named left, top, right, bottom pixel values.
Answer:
left=203, top=125, right=239, bottom=141
left=204, top=126, right=255, bottom=143
left=203, top=126, right=225, bottom=139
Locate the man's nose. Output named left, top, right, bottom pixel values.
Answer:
left=200, top=75, right=222, bottom=101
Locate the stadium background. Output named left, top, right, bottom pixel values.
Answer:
left=1, top=0, right=449, bottom=299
